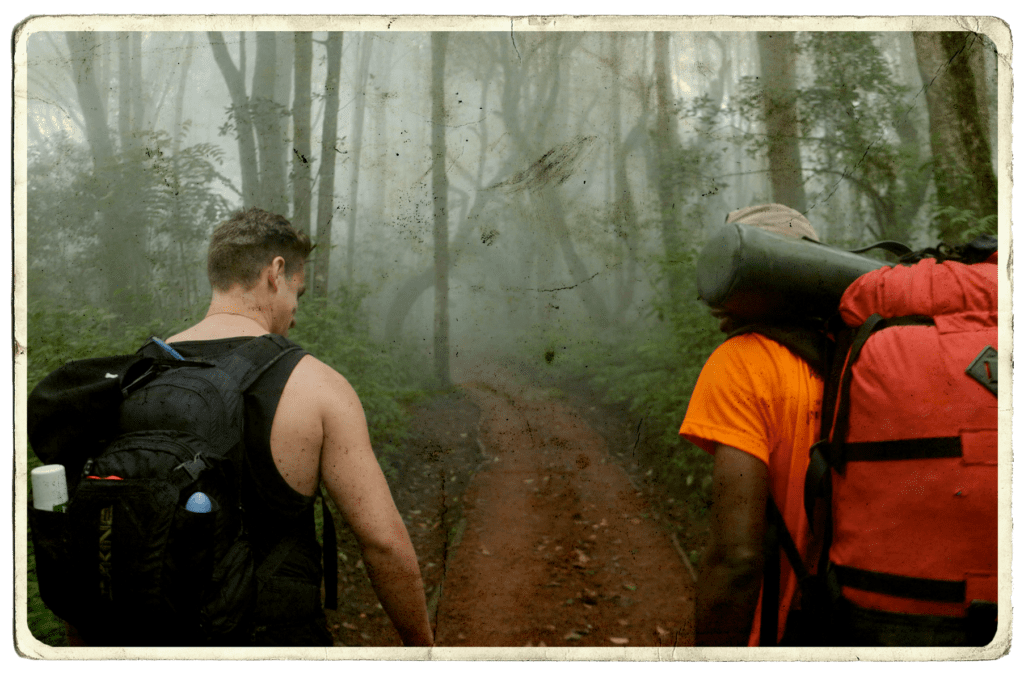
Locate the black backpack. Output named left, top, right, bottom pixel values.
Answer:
left=28, top=334, right=311, bottom=646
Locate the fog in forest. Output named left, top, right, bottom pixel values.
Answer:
left=23, top=23, right=1000, bottom=397
left=18, top=19, right=1007, bottom=649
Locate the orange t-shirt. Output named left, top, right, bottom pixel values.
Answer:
left=680, top=333, right=823, bottom=646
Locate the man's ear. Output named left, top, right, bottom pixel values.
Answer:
left=267, top=256, right=287, bottom=291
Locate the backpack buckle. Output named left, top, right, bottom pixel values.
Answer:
left=174, top=454, right=207, bottom=481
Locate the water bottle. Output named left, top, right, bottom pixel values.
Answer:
left=31, top=465, right=69, bottom=512
left=185, top=491, right=214, bottom=513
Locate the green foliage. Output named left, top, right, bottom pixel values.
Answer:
left=27, top=128, right=232, bottom=321
left=724, top=32, right=929, bottom=243
left=932, top=205, right=998, bottom=244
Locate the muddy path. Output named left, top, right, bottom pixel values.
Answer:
left=431, top=360, right=696, bottom=648
left=325, top=358, right=698, bottom=648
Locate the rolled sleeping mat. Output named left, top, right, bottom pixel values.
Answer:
left=697, top=222, right=888, bottom=320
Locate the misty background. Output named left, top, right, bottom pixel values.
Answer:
left=24, top=26, right=999, bottom=496
left=21, top=24, right=1002, bottom=647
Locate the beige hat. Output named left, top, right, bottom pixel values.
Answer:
left=725, top=203, right=819, bottom=242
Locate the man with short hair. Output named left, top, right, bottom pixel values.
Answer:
left=680, top=203, right=824, bottom=646
left=165, top=207, right=433, bottom=646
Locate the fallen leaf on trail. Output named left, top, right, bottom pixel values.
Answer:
left=538, top=641, right=547, bottom=647
left=524, top=479, right=534, bottom=484
left=480, top=546, right=491, bottom=556
left=564, top=632, right=583, bottom=641
left=617, top=619, right=630, bottom=627
left=342, top=622, right=357, bottom=630
left=623, top=583, right=637, bottom=591
left=609, top=637, right=629, bottom=645
left=574, top=549, right=590, bottom=566
left=656, top=626, right=671, bottom=638
left=630, top=518, right=641, bottom=525
left=545, top=625, right=557, bottom=631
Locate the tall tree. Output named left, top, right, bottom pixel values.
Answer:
left=652, top=32, right=686, bottom=299
left=431, top=32, right=451, bottom=386
left=757, top=32, right=807, bottom=213
left=208, top=31, right=260, bottom=206
left=913, top=31, right=997, bottom=242
left=608, top=33, right=640, bottom=324
left=313, top=32, right=343, bottom=297
left=251, top=32, right=288, bottom=214
left=65, top=32, right=142, bottom=317
left=292, top=32, right=313, bottom=235
left=346, top=34, right=374, bottom=285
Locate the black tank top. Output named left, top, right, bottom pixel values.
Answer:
left=163, top=336, right=320, bottom=581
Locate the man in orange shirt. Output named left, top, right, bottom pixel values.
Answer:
left=680, top=204, right=824, bottom=646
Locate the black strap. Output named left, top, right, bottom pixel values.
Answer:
left=321, top=495, right=338, bottom=611
left=845, top=437, right=962, bottom=462
left=834, top=564, right=966, bottom=604
left=761, top=495, right=815, bottom=646
left=219, top=335, right=303, bottom=392
left=761, top=495, right=781, bottom=646
left=849, top=241, right=913, bottom=257
left=255, top=536, right=300, bottom=590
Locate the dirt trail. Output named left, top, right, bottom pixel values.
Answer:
left=433, top=359, right=695, bottom=648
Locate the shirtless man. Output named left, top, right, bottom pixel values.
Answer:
left=166, top=208, right=433, bottom=647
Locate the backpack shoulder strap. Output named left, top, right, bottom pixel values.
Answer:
left=761, top=493, right=814, bottom=646
left=217, top=334, right=306, bottom=393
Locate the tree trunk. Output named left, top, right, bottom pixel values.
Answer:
left=652, top=32, right=685, bottom=300
left=252, top=32, right=288, bottom=214
left=913, top=31, right=998, bottom=243
left=431, top=32, right=451, bottom=386
left=757, top=31, right=807, bottom=213
left=313, top=32, right=343, bottom=297
left=208, top=31, right=260, bottom=206
left=118, top=33, right=132, bottom=151
left=66, top=32, right=139, bottom=317
left=346, top=34, right=374, bottom=286
left=292, top=32, right=313, bottom=235
left=609, top=33, right=639, bottom=323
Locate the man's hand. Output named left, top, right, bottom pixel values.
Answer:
left=695, top=444, right=768, bottom=646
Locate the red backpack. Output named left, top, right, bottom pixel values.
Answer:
left=799, top=249, right=999, bottom=646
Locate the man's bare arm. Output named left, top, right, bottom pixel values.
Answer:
left=314, top=361, right=433, bottom=647
left=695, top=444, right=768, bottom=646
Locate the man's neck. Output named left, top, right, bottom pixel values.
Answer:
left=166, top=294, right=272, bottom=342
